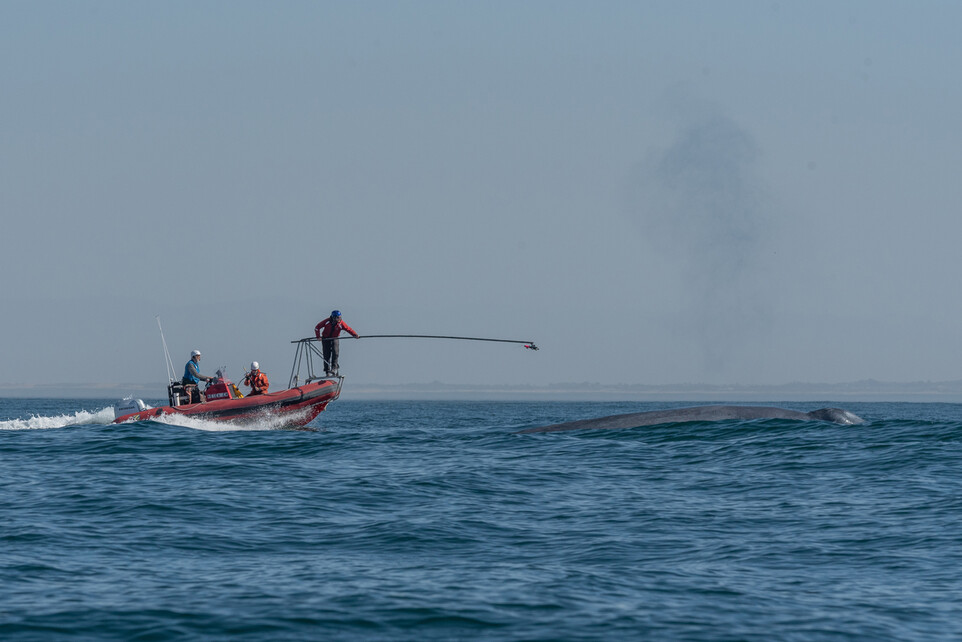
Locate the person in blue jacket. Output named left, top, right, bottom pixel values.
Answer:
left=182, top=349, right=214, bottom=403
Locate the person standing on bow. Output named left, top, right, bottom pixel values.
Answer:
left=314, top=310, right=359, bottom=376
left=182, top=349, right=215, bottom=403
left=243, top=361, right=270, bottom=395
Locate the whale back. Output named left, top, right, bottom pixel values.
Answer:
left=519, top=404, right=865, bottom=433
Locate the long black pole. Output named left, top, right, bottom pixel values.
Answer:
left=294, top=335, right=539, bottom=350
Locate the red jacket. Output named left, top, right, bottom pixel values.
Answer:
left=243, top=370, right=269, bottom=394
left=315, top=317, right=359, bottom=339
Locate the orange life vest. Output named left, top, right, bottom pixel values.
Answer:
left=244, top=370, right=269, bottom=394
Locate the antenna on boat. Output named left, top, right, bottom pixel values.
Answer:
left=156, top=316, right=176, bottom=384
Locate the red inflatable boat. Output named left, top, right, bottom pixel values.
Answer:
left=113, top=338, right=342, bottom=427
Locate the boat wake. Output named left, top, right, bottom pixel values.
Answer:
left=2, top=405, right=316, bottom=433
left=0, top=406, right=116, bottom=431
left=149, top=406, right=316, bottom=432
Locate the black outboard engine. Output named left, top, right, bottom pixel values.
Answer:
left=168, top=381, right=187, bottom=407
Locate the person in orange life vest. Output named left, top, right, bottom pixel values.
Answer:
left=314, top=310, right=359, bottom=376
left=243, top=362, right=269, bottom=395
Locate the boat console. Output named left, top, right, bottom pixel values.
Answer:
left=204, top=379, right=236, bottom=401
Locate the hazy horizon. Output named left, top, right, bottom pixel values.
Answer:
left=6, top=377, right=962, bottom=405
left=4, top=2, right=961, bottom=389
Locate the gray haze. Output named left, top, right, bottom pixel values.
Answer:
left=628, top=109, right=772, bottom=374
left=2, top=2, right=962, bottom=390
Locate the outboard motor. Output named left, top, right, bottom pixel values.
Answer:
left=115, top=397, right=147, bottom=420
left=167, top=381, right=187, bottom=407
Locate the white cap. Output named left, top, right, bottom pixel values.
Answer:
left=191, top=350, right=201, bottom=357
left=250, top=361, right=259, bottom=370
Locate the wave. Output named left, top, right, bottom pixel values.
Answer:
left=2, top=404, right=317, bottom=433
left=0, top=406, right=116, bottom=431
left=146, top=406, right=316, bottom=432
left=148, top=413, right=272, bottom=432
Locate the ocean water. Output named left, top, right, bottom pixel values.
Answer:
left=2, top=398, right=962, bottom=641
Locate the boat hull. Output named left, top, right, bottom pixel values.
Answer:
left=113, top=379, right=341, bottom=427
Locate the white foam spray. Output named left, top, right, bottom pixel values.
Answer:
left=0, top=407, right=116, bottom=431
left=148, top=406, right=316, bottom=432
left=4, top=404, right=318, bottom=432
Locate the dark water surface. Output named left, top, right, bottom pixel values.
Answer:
left=2, top=399, right=961, bottom=640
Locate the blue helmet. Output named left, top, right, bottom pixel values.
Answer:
left=331, top=310, right=341, bottom=318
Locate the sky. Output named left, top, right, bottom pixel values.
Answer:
left=2, top=1, right=962, bottom=389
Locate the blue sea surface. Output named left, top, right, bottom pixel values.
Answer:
left=2, top=398, right=961, bottom=640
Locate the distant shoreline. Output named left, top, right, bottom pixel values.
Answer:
left=3, top=380, right=962, bottom=402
